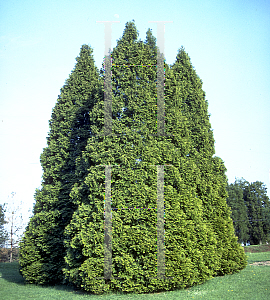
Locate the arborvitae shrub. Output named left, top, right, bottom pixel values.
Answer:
left=19, top=21, right=247, bottom=294
left=19, top=45, right=101, bottom=284
left=62, top=21, right=247, bottom=294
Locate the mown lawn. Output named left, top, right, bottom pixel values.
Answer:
left=0, top=250, right=269, bottom=299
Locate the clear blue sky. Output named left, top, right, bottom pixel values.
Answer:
left=0, top=0, right=269, bottom=236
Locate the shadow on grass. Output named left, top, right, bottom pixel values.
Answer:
left=0, top=261, right=128, bottom=297
left=0, top=261, right=25, bottom=285
left=0, top=262, right=84, bottom=295
left=0, top=261, right=219, bottom=298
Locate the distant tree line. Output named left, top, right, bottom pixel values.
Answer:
left=226, top=178, right=270, bottom=246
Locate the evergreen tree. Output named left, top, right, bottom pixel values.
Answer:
left=243, top=181, right=270, bottom=245
left=62, top=21, right=246, bottom=295
left=263, top=203, right=270, bottom=242
left=226, top=179, right=249, bottom=245
left=145, top=28, right=157, bottom=59
left=19, top=45, right=101, bottom=284
left=170, top=47, right=246, bottom=276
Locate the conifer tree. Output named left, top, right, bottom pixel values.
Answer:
left=62, top=21, right=246, bottom=295
left=170, top=47, right=246, bottom=276
left=243, top=181, right=270, bottom=245
left=226, top=180, right=249, bottom=245
left=145, top=28, right=157, bottom=59
left=19, top=45, right=101, bottom=284
left=263, top=203, right=270, bottom=242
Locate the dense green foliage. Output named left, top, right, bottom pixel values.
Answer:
left=226, top=179, right=249, bottom=245
left=244, top=181, right=270, bottom=245
left=18, top=45, right=101, bottom=284
left=19, top=21, right=247, bottom=294
left=170, top=47, right=246, bottom=278
left=226, top=178, right=270, bottom=245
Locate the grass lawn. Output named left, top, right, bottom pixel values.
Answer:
left=0, top=249, right=269, bottom=299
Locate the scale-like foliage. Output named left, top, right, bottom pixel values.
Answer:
left=19, top=21, right=247, bottom=294
left=19, top=45, right=101, bottom=284
left=171, top=47, right=247, bottom=276
left=62, top=21, right=246, bottom=295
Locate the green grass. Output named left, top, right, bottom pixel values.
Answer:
left=245, top=251, right=270, bottom=263
left=0, top=252, right=270, bottom=300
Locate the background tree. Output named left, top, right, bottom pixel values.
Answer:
left=0, top=203, right=8, bottom=248
left=262, top=201, right=270, bottom=242
left=243, top=181, right=270, bottom=245
left=2, top=192, right=25, bottom=262
left=19, top=45, right=102, bottom=284
left=61, top=21, right=246, bottom=295
left=226, top=179, right=249, bottom=245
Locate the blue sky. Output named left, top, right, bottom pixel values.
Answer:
left=0, top=0, right=269, bottom=236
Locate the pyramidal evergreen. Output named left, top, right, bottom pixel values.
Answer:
left=145, top=28, right=157, bottom=59
left=19, top=21, right=247, bottom=295
left=61, top=21, right=246, bottom=295
left=170, top=48, right=247, bottom=276
left=19, top=45, right=101, bottom=284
